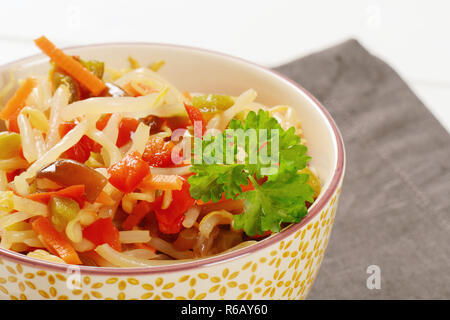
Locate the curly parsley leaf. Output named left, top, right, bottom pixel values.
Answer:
left=188, top=164, right=247, bottom=203
left=228, top=110, right=310, bottom=180
left=188, top=109, right=315, bottom=236
left=234, top=173, right=314, bottom=236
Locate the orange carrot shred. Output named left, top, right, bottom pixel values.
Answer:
left=0, top=78, right=37, bottom=121
left=183, top=90, right=192, bottom=101
left=31, top=216, right=82, bottom=265
left=123, top=82, right=140, bottom=97
left=34, top=36, right=106, bottom=96
left=123, top=81, right=157, bottom=97
left=139, top=174, right=183, bottom=191
left=95, top=190, right=116, bottom=206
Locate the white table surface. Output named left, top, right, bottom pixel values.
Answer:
left=1, top=0, right=449, bottom=133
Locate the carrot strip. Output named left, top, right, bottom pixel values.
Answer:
left=34, top=36, right=106, bottom=96
left=26, top=185, right=86, bottom=207
left=123, top=81, right=157, bottom=97
left=122, top=82, right=140, bottom=97
left=95, top=190, right=115, bottom=206
left=139, top=174, right=183, bottom=191
left=0, top=78, right=37, bottom=121
left=182, top=90, right=192, bottom=101
left=31, top=216, right=82, bottom=264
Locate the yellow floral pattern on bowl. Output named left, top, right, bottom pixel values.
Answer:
left=0, top=184, right=341, bottom=300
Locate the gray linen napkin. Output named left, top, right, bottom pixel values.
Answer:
left=275, top=39, right=450, bottom=299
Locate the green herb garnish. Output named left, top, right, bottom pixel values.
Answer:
left=188, top=110, right=314, bottom=236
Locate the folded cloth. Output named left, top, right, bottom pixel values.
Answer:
left=275, top=39, right=450, bottom=299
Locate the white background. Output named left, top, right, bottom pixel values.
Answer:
left=0, top=0, right=449, bottom=132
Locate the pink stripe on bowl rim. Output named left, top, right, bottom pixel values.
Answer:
left=0, top=42, right=345, bottom=276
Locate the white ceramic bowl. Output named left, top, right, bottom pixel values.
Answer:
left=0, top=43, right=345, bottom=300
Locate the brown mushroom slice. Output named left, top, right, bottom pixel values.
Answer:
left=37, top=159, right=107, bottom=202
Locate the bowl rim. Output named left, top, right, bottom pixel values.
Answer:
left=0, top=41, right=345, bottom=275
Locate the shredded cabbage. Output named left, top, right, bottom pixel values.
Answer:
left=23, top=237, right=45, bottom=248
left=0, top=170, right=7, bottom=191
left=25, top=76, right=52, bottom=112
left=0, top=69, right=16, bottom=106
left=121, top=191, right=155, bottom=214
left=12, top=194, right=48, bottom=216
left=127, top=122, right=150, bottom=155
left=34, top=129, right=47, bottom=158
left=114, top=67, right=186, bottom=107
left=198, top=210, right=234, bottom=239
left=119, top=230, right=151, bottom=244
left=3, top=230, right=36, bottom=243
left=46, top=85, right=70, bottom=149
left=182, top=205, right=201, bottom=228
left=86, top=128, right=122, bottom=166
left=14, top=118, right=88, bottom=194
left=21, top=107, right=49, bottom=132
left=102, top=112, right=122, bottom=145
left=148, top=237, right=194, bottom=260
left=0, top=212, right=34, bottom=229
left=27, top=249, right=66, bottom=264
left=60, top=88, right=170, bottom=121
left=17, top=113, right=38, bottom=163
left=0, top=158, right=28, bottom=171
left=122, top=248, right=157, bottom=260
left=206, top=89, right=258, bottom=132
left=149, top=166, right=192, bottom=176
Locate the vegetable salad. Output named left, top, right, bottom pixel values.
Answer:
left=0, top=37, right=321, bottom=267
